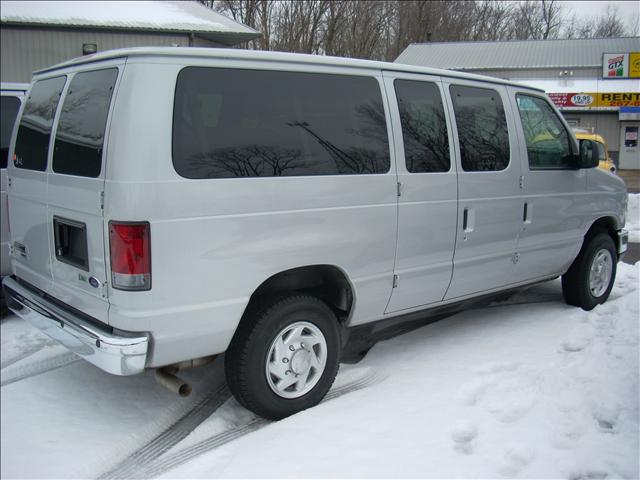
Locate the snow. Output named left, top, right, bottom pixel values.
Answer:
left=1, top=264, right=639, bottom=478
left=627, top=193, right=640, bottom=243
left=0, top=1, right=258, bottom=35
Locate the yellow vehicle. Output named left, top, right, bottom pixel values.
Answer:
left=573, top=129, right=617, bottom=173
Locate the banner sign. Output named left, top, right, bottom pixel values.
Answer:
left=548, top=92, right=640, bottom=109
left=602, top=52, right=640, bottom=78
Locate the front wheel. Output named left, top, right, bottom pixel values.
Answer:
left=562, top=232, right=617, bottom=311
left=225, top=294, right=341, bottom=420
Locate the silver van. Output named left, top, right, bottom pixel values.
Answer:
left=1, top=82, right=29, bottom=307
left=2, top=48, right=628, bottom=419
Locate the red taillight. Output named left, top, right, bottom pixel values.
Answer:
left=109, top=221, right=151, bottom=291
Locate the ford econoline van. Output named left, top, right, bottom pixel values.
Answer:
left=2, top=48, right=628, bottom=419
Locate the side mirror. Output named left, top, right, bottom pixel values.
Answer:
left=578, top=139, right=599, bottom=169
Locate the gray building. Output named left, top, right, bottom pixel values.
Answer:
left=1, top=0, right=260, bottom=83
left=396, top=37, right=640, bottom=169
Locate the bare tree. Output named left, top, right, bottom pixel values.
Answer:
left=511, top=0, right=564, bottom=39
left=563, top=4, right=629, bottom=39
left=204, top=0, right=631, bottom=61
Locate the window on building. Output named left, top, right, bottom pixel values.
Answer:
left=172, top=67, right=390, bottom=178
left=449, top=85, right=510, bottom=172
left=394, top=79, right=450, bottom=173
left=13, top=77, right=66, bottom=171
left=516, top=94, right=573, bottom=170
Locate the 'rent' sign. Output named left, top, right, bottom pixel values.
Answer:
left=548, top=92, right=640, bottom=109
left=602, top=52, right=640, bottom=78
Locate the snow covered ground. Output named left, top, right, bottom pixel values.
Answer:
left=627, top=193, right=639, bottom=243
left=2, top=260, right=638, bottom=479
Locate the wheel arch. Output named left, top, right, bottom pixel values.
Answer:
left=243, top=264, right=356, bottom=325
left=585, top=216, right=618, bottom=244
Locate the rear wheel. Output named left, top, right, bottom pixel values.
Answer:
left=562, top=232, right=617, bottom=311
left=225, top=294, right=341, bottom=420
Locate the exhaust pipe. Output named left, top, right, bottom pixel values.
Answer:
left=155, top=367, right=192, bottom=397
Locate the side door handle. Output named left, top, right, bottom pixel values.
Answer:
left=523, top=202, right=532, bottom=224
left=463, top=207, right=475, bottom=233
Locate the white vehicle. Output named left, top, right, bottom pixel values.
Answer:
left=2, top=48, right=628, bottom=419
left=1, top=83, right=29, bottom=307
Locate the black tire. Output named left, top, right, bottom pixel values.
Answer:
left=225, top=294, right=341, bottom=420
left=562, top=232, right=617, bottom=311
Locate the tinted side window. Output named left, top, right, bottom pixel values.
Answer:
left=450, top=85, right=510, bottom=172
left=53, top=68, right=118, bottom=178
left=14, top=77, right=66, bottom=171
left=516, top=95, right=573, bottom=170
left=395, top=80, right=450, bottom=173
left=173, top=68, right=390, bottom=178
left=1, top=96, right=21, bottom=169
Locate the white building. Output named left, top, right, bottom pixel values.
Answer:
left=1, top=0, right=260, bottom=83
left=396, top=37, right=640, bottom=170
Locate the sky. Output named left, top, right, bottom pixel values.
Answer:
left=559, top=1, right=640, bottom=35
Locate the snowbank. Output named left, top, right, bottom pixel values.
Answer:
left=627, top=193, right=639, bottom=243
left=167, top=264, right=640, bottom=479
left=2, top=264, right=638, bottom=479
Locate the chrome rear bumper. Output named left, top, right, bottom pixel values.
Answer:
left=2, top=276, right=149, bottom=375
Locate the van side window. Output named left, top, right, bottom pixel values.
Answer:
left=13, top=77, right=66, bottom=171
left=394, top=80, right=450, bottom=173
left=516, top=94, right=573, bottom=170
left=1, top=96, right=21, bottom=169
left=173, top=67, right=390, bottom=178
left=53, top=68, right=118, bottom=178
left=449, top=85, right=510, bottom=172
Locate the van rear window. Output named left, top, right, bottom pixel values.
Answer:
left=13, top=77, right=66, bottom=171
left=53, top=68, right=118, bottom=178
left=172, top=67, right=390, bottom=178
left=1, top=96, right=21, bottom=169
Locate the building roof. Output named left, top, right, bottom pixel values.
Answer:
left=0, top=1, right=260, bottom=46
left=395, top=37, right=640, bottom=70
left=31, top=46, right=544, bottom=92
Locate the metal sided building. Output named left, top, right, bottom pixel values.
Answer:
left=396, top=37, right=640, bottom=170
left=1, top=0, right=260, bottom=83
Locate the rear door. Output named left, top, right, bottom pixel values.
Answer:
left=1, top=88, right=27, bottom=276
left=9, top=61, right=122, bottom=323
left=9, top=76, right=67, bottom=293
left=47, top=65, right=121, bottom=321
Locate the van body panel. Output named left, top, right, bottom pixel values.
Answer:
left=585, top=167, right=627, bottom=227
left=442, top=80, right=524, bottom=299
left=104, top=61, right=398, bottom=361
left=381, top=71, right=458, bottom=313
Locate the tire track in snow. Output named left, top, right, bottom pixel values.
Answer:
left=139, top=371, right=386, bottom=479
left=0, top=343, right=48, bottom=370
left=0, top=353, right=80, bottom=387
left=98, top=383, right=231, bottom=480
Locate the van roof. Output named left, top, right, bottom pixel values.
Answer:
left=34, top=47, right=544, bottom=92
